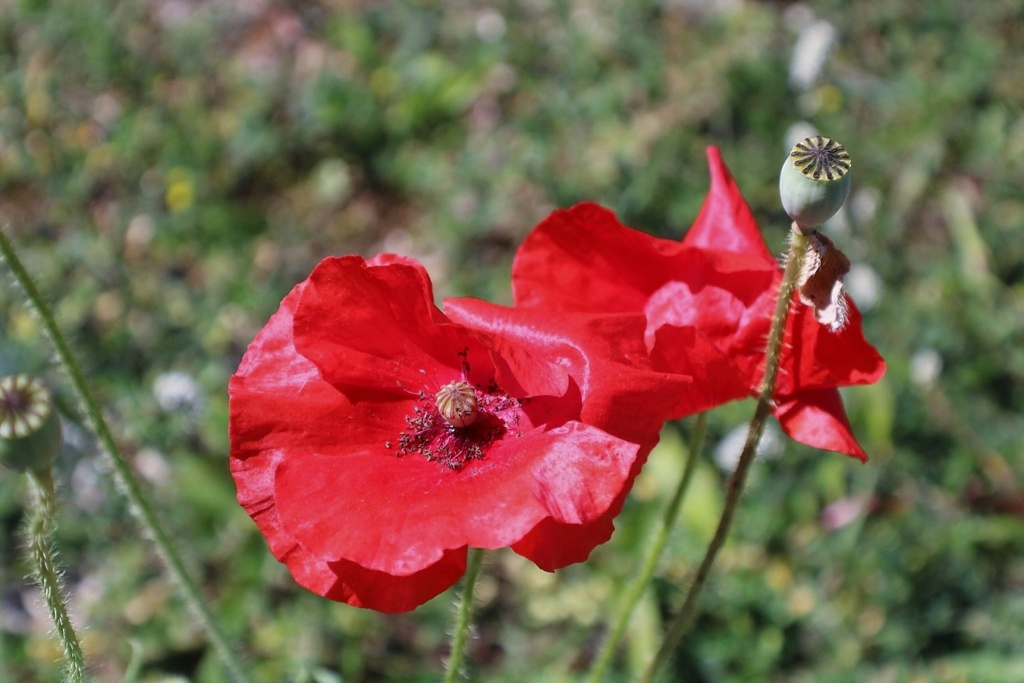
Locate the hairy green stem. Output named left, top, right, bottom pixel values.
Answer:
left=639, top=229, right=809, bottom=683
left=25, top=468, right=88, bottom=683
left=0, top=228, right=252, bottom=683
left=444, top=548, right=486, bottom=683
left=585, top=413, right=708, bottom=683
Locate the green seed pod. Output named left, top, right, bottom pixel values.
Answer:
left=0, top=375, right=62, bottom=472
left=779, top=136, right=852, bottom=231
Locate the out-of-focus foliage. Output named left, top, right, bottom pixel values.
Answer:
left=1, top=0, right=1023, bottom=681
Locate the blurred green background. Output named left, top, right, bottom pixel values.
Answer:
left=1, top=0, right=1023, bottom=681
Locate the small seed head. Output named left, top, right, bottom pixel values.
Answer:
left=0, top=375, right=62, bottom=472
left=435, top=381, right=479, bottom=428
left=780, top=136, right=852, bottom=231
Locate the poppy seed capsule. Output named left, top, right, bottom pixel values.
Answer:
left=0, top=375, right=62, bottom=472
left=779, top=136, right=851, bottom=232
left=435, top=380, right=479, bottom=428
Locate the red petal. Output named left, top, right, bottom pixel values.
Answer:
left=511, top=202, right=686, bottom=312
left=444, top=299, right=691, bottom=441
left=293, top=255, right=489, bottom=400
left=644, top=276, right=775, bottom=384
left=683, top=146, right=776, bottom=262
left=645, top=324, right=751, bottom=417
left=272, top=420, right=640, bottom=576
left=511, top=513, right=616, bottom=571
left=773, top=389, right=870, bottom=461
left=230, top=281, right=375, bottom=461
left=778, top=298, right=887, bottom=395
left=511, top=432, right=660, bottom=570
left=232, top=450, right=466, bottom=612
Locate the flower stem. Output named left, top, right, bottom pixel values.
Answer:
left=444, top=548, right=485, bottom=683
left=25, top=468, right=88, bottom=683
left=0, top=228, right=253, bottom=683
left=638, top=228, right=810, bottom=683
left=585, top=413, right=708, bottom=683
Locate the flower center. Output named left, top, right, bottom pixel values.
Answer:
left=434, top=381, right=479, bottom=428
left=0, top=375, right=52, bottom=440
left=392, top=380, right=521, bottom=470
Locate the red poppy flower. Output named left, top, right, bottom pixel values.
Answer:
left=229, top=254, right=690, bottom=612
left=511, top=147, right=886, bottom=460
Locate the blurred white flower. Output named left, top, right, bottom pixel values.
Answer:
left=72, top=457, right=105, bottom=513
left=845, top=263, right=883, bottom=310
left=910, top=348, right=943, bottom=388
left=850, top=186, right=882, bottom=226
left=135, top=447, right=172, bottom=486
left=789, top=19, right=838, bottom=91
left=153, top=371, right=204, bottom=416
left=476, top=9, right=506, bottom=42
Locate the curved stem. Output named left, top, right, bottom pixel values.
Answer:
left=585, top=413, right=708, bottom=683
left=25, top=468, right=88, bottom=683
left=0, top=228, right=252, bottom=683
left=639, top=228, right=809, bottom=683
left=444, top=548, right=486, bottom=683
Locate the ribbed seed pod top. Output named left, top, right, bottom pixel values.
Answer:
left=0, top=375, right=62, bottom=472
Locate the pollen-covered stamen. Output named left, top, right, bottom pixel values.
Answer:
left=0, top=375, right=52, bottom=440
left=790, top=136, right=851, bottom=182
left=435, top=380, right=479, bottom=428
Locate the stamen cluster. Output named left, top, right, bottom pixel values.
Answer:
left=396, top=383, right=520, bottom=470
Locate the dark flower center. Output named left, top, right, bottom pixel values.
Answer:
left=0, top=375, right=51, bottom=440
left=392, top=379, right=521, bottom=470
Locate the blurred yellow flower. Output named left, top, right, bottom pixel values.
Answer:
left=165, top=168, right=195, bottom=212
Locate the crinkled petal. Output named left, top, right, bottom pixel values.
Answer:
left=230, top=281, right=375, bottom=461
left=444, top=299, right=692, bottom=442
left=512, top=202, right=686, bottom=312
left=511, top=429, right=661, bottom=570
left=294, top=254, right=568, bottom=401
left=232, top=450, right=466, bottom=612
left=230, top=284, right=466, bottom=611
left=511, top=511, right=616, bottom=571
left=644, top=278, right=774, bottom=385
left=273, top=421, right=640, bottom=575
left=643, top=324, right=751, bottom=417
left=778, top=298, right=887, bottom=395
left=293, top=255, right=488, bottom=400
